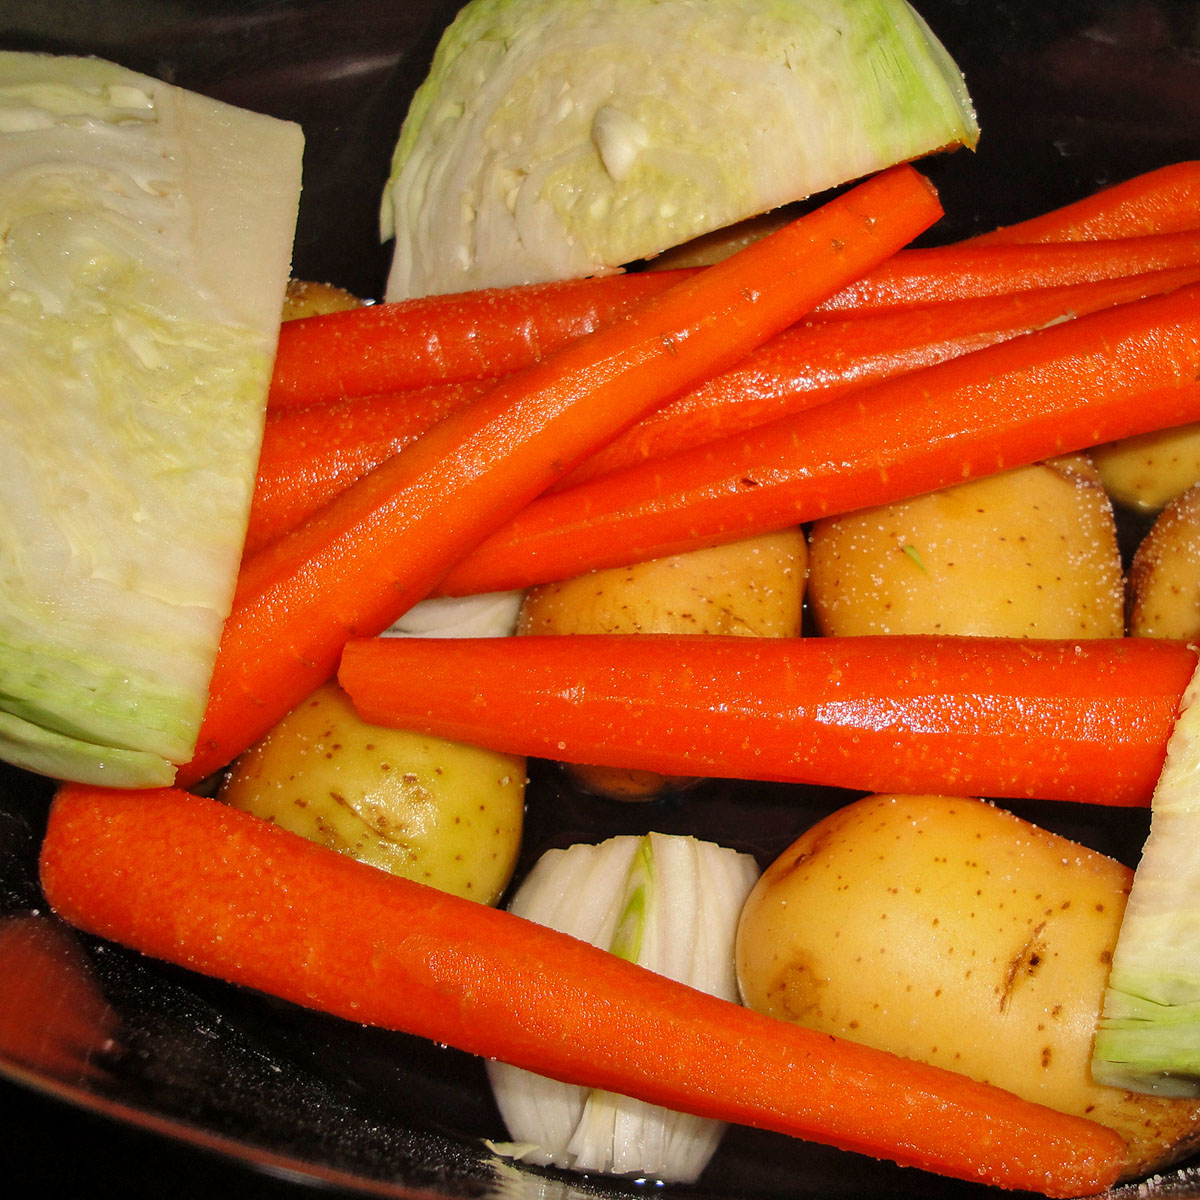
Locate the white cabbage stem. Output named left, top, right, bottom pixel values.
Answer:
left=486, top=832, right=759, bottom=1182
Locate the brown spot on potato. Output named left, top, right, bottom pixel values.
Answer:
left=218, top=682, right=524, bottom=904
left=768, top=956, right=828, bottom=1023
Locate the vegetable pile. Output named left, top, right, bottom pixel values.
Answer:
left=34, top=158, right=1200, bottom=1199
left=16, top=5, right=1200, bottom=1199
left=179, top=162, right=944, bottom=787
left=39, top=783, right=1128, bottom=1198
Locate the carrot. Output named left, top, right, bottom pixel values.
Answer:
left=432, top=281, right=1200, bottom=599
left=39, top=782, right=1127, bottom=1197
left=246, top=265, right=1200, bottom=552
left=245, top=379, right=494, bottom=557
left=179, top=164, right=942, bottom=786
left=340, top=634, right=1196, bottom=809
left=267, top=269, right=690, bottom=410
left=968, top=161, right=1200, bottom=245
left=266, top=212, right=1200, bottom=414
left=810, top=227, right=1200, bottom=315
left=555, top=263, right=1200, bottom=488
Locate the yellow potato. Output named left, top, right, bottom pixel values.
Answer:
left=518, top=529, right=807, bottom=638
left=282, top=278, right=362, bottom=320
left=806, top=455, right=1124, bottom=637
left=1093, top=422, right=1200, bottom=514
left=220, top=682, right=525, bottom=904
left=518, top=529, right=806, bottom=798
left=645, top=207, right=799, bottom=268
left=1128, top=483, right=1200, bottom=640
left=735, top=793, right=1200, bottom=1179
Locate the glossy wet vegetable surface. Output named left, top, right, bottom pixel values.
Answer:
left=6, top=1, right=1200, bottom=1197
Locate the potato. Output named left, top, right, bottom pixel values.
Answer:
left=1093, top=421, right=1200, bottom=514
left=1127, top=483, right=1200, bottom=640
left=806, top=455, right=1124, bottom=638
left=220, top=682, right=525, bottom=904
left=518, top=529, right=807, bottom=638
left=736, top=793, right=1200, bottom=1178
left=645, top=207, right=800, bottom=269
left=518, top=529, right=807, bottom=798
left=282, top=278, right=362, bottom=320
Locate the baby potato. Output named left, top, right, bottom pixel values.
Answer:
left=220, top=682, right=525, bottom=904
left=806, top=454, right=1123, bottom=638
left=1093, top=421, right=1200, bottom=514
left=736, top=793, right=1200, bottom=1179
left=1128, top=483, right=1200, bottom=640
left=646, top=207, right=799, bottom=268
left=282, top=278, right=362, bottom=320
left=518, top=529, right=807, bottom=638
left=518, top=529, right=807, bottom=799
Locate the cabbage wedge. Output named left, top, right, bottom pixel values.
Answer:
left=0, top=52, right=304, bottom=787
left=1093, top=662, right=1200, bottom=1097
left=381, top=0, right=977, bottom=298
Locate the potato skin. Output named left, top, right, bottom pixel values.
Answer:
left=1128, top=483, right=1200, bottom=640
left=806, top=455, right=1123, bottom=638
left=646, top=207, right=798, bottom=269
left=735, top=793, right=1200, bottom=1179
left=518, top=528, right=807, bottom=639
left=518, top=529, right=806, bottom=798
left=220, top=683, right=525, bottom=904
left=281, top=278, right=362, bottom=320
left=1093, top=422, right=1200, bottom=515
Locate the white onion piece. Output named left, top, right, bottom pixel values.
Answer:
left=486, top=832, right=759, bottom=1182
left=384, top=590, right=524, bottom=639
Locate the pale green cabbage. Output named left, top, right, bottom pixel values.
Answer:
left=1093, top=664, right=1200, bottom=1096
left=0, top=52, right=303, bottom=787
left=381, top=0, right=977, bottom=299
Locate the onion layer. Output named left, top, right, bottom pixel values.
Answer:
left=486, top=832, right=759, bottom=1182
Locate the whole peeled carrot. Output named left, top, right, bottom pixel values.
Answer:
left=39, top=783, right=1127, bottom=1198
left=246, top=265, right=1200, bottom=552
left=433, top=281, right=1200, bottom=599
left=969, top=161, right=1200, bottom=245
left=339, top=634, right=1197, bottom=808
left=179, top=164, right=942, bottom=786
left=267, top=269, right=689, bottom=410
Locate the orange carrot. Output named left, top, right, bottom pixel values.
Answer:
left=39, top=782, right=1127, bottom=1197
left=340, top=634, right=1196, bottom=809
left=246, top=265, right=1200, bottom=551
left=433, top=281, right=1200, bottom=599
left=968, top=161, right=1200, bottom=245
left=245, top=379, right=493, bottom=557
left=267, top=269, right=689, bottom=410
left=811, top=227, right=1200, bottom=315
left=555, top=263, right=1200, bottom=488
left=180, top=165, right=942, bottom=786
left=266, top=204, right=1200, bottom=414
